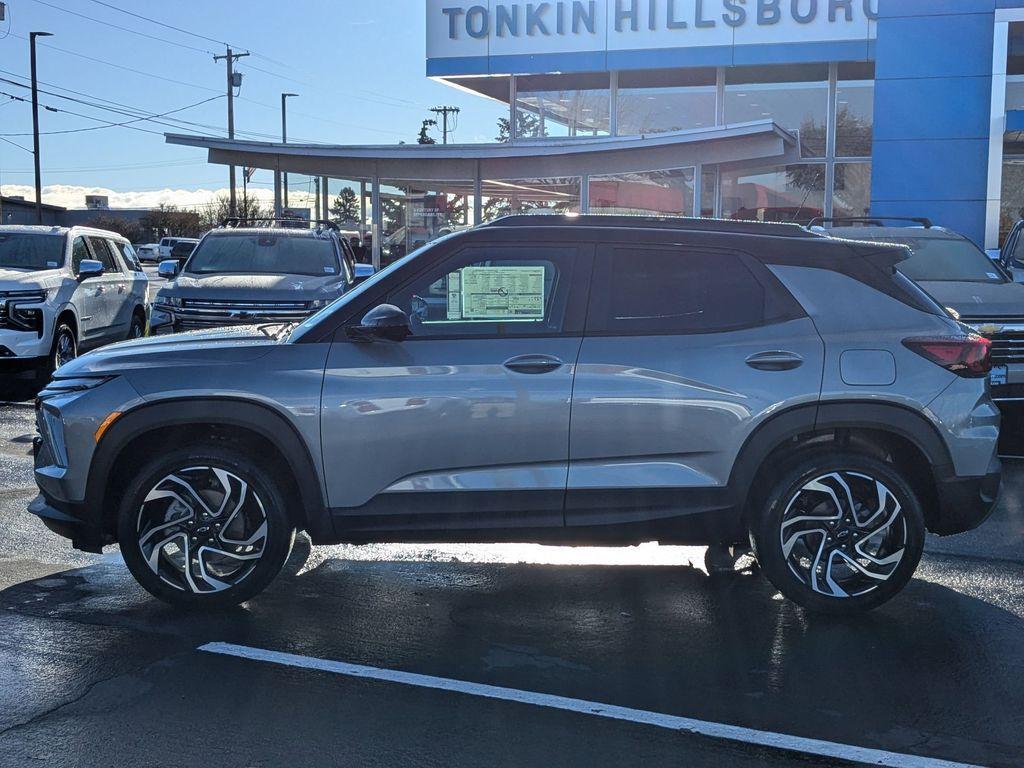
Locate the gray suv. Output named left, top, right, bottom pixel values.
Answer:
left=29, top=216, right=1001, bottom=613
left=151, top=220, right=356, bottom=332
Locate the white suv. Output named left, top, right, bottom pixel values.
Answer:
left=0, top=225, right=149, bottom=379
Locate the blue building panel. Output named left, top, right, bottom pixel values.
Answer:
left=871, top=0, right=997, bottom=246
left=872, top=78, right=993, bottom=141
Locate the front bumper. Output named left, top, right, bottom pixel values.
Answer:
left=929, top=455, right=1002, bottom=536
left=27, top=492, right=104, bottom=553
left=0, top=327, right=49, bottom=360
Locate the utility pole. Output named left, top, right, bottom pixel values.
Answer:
left=429, top=106, right=460, bottom=145
left=213, top=47, right=249, bottom=217
left=281, top=93, right=297, bottom=208
left=30, top=31, right=53, bottom=225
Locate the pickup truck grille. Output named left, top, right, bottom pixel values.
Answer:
left=173, top=298, right=315, bottom=329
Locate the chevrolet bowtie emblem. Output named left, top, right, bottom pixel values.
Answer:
left=976, top=324, right=1004, bottom=335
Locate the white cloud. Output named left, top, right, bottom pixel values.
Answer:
left=0, top=183, right=318, bottom=211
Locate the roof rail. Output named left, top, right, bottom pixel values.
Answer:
left=807, top=216, right=933, bottom=229
left=220, top=217, right=340, bottom=232
left=482, top=213, right=822, bottom=239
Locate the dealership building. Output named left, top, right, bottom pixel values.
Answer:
left=171, top=1, right=1024, bottom=266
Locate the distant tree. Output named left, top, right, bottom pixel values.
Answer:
left=84, top=214, right=147, bottom=244
left=495, top=112, right=545, bottom=143
left=418, top=119, right=438, bottom=145
left=197, top=194, right=268, bottom=230
left=141, top=204, right=204, bottom=238
left=330, top=187, right=360, bottom=223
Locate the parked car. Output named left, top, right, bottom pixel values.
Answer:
left=168, top=238, right=199, bottom=266
left=817, top=217, right=1024, bottom=402
left=136, top=243, right=161, bottom=264
left=997, top=218, right=1024, bottom=283
left=0, top=225, right=149, bottom=380
left=158, top=236, right=193, bottom=260
left=30, top=215, right=1000, bottom=612
left=151, top=220, right=356, bottom=332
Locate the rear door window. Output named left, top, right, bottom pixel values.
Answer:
left=588, top=245, right=802, bottom=334
left=86, top=237, right=120, bottom=273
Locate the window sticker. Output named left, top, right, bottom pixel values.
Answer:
left=324, top=266, right=336, bottom=274
left=47, top=261, right=58, bottom=268
left=987, top=272, right=999, bottom=280
left=459, top=266, right=545, bottom=320
left=446, top=270, right=463, bottom=320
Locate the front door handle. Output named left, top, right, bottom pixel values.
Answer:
left=503, top=354, right=565, bottom=375
left=745, top=351, right=804, bottom=371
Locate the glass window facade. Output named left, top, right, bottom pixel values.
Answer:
left=589, top=167, right=695, bottom=217
left=481, top=178, right=581, bottom=219
left=725, top=64, right=829, bottom=158
left=832, top=163, right=873, bottom=219
left=836, top=62, right=874, bottom=158
left=616, top=68, right=717, bottom=136
left=720, top=165, right=826, bottom=225
left=379, top=181, right=471, bottom=266
left=515, top=73, right=611, bottom=138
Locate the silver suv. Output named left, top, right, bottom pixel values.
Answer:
left=29, top=216, right=1002, bottom=613
left=151, top=220, right=356, bottom=332
left=1, top=225, right=149, bottom=380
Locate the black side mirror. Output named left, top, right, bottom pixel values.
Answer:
left=77, top=259, right=104, bottom=281
left=347, top=304, right=411, bottom=343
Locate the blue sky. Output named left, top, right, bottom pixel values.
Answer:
left=0, top=0, right=506, bottom=208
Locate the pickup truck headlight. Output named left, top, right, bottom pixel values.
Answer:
left=155, top=295, right=182, bottom=310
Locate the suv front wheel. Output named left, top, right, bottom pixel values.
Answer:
left=117, top=445, right=295, bottom=607
left=752, top=452, right=925, bottom=614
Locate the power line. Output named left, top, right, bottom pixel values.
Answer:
left=0, top=89, right=222, bottom=137
left=0, top=135, right=33, bottom=154
left=27, top=0, right=216, bottom=55
left=82, top=0, right=243, bottom=51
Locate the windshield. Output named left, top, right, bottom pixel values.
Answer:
left=879, top=235, right=1007, bottom=283
left=0, top=233, right=65, bottom=271
left=185, top=233, right=342, bottom=277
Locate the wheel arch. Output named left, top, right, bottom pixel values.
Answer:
left=87, top=397, right=330, bottom=543
left=730, top=401, right=950, bottom=531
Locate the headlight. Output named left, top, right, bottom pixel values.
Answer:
left=37, top=376, right=114, bottom=402
left=155, top=295, right=182, bottom=309
left=946, top=307, right=961, bottom=321
left=310, top=298, right=330, bottom=310
left=2, top=290, right=48, bottom=336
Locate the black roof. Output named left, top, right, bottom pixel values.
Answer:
left=483, top=214, right=823, bottom=240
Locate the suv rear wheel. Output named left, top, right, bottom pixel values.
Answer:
left=117, top=444, right=295, bottom=607
left=752, top=452, right=925, bottom=614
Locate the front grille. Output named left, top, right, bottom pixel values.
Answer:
left=181, top=298, right=311, bottom=311
left=989, top=333, right=1024, bottom=366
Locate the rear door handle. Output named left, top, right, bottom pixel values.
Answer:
left=503, top=354, right=565, bottom=375
left=745, top=351, right=804, bottom=371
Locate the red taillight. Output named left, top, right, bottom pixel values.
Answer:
left=903, top=335, right=992, bottom=378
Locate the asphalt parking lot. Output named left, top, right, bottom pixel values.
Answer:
left=0, top=393, right=1022, bottom=768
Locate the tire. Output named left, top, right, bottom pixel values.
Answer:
left=751, top=451, right=925, bottom=614
left=117, top=444, right=296, bottom=608
left=37, top=321, right=77, bottom=384
left=127, top=311, right=146, bottom=340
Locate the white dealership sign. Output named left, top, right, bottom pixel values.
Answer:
left=427, top=0, right=877, bottom=69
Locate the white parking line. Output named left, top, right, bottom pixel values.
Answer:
left=200, top=642, right=984, bottom=768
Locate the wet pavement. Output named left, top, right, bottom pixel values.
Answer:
left=0, top=392, right=1022, bottom=767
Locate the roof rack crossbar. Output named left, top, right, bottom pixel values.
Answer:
left=807, top=216, right=933, bottom=229
left=482, top=214, right=822, bottom=239
left=220, top=217, right=340, bottom=232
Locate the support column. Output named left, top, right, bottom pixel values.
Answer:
left=273, top=169, right=283, bottom=217
left=371, top=177, right=382, bottom=271
left=321, top=176, right=330, bottom=221
left=580, top=174, right=590, bottom=214
left=359, top=180, right=367, bottom=239
left=473, top=166, right=482, bottom=225
left=692, top=165, right=702, bottom=218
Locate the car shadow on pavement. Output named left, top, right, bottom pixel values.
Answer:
left=0, top=547, right=1021, bottom=767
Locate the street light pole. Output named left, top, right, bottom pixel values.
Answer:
left=30, top=31, right=53, bottom=225
left=213, top=47, right=249, bottom=218
left=281, top=93, right=297, bottom=209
